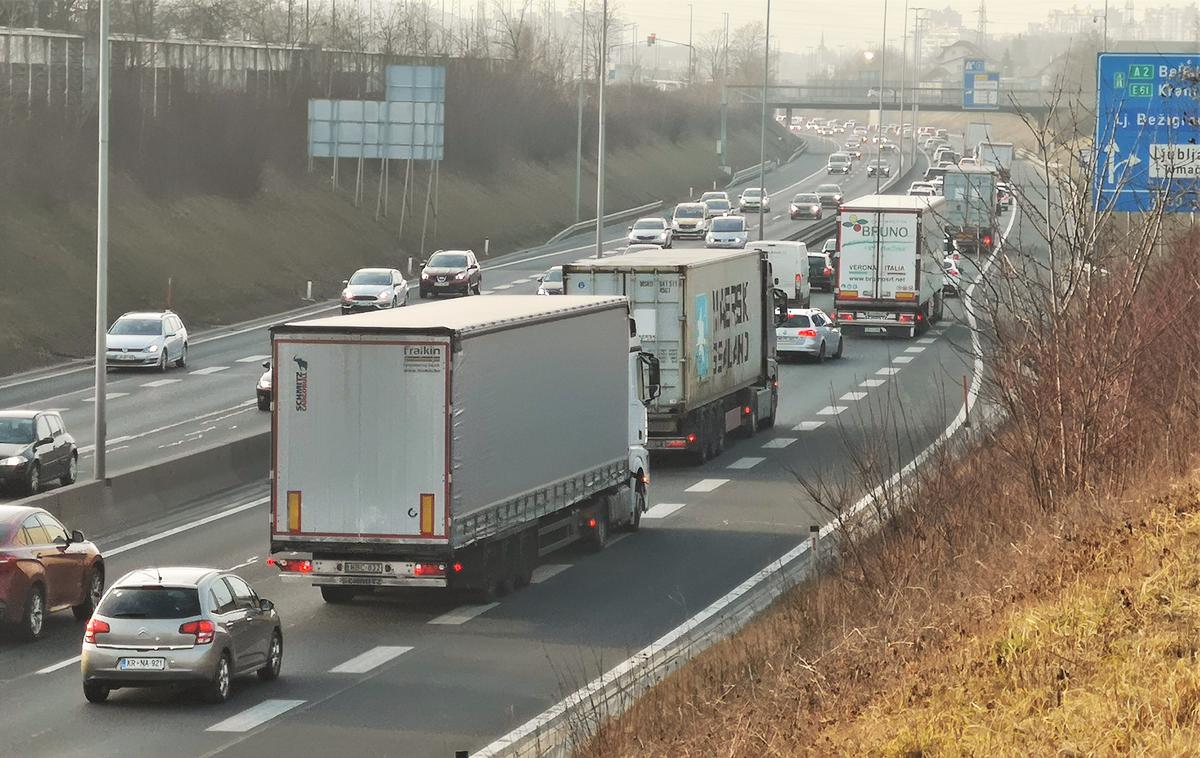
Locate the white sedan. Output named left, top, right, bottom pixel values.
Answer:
left=705, top=215, right=749, bottom=249
left=627, top=217, right=673, bottom=248
left=776, top=308, right=843, bottom=362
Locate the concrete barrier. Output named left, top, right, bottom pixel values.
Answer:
left=15, top=432, right=270, bottom=540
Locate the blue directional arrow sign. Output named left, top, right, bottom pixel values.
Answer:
left=963, top=59, right=1000, bottom=110
left=1094, top=53, right=1200, bottom=213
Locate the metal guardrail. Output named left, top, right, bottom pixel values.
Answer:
left=725, top=161, right=774, bottom=189
left=543, top=200, right=662, bottom=246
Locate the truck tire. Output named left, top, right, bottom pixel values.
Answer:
left=626, top=488, right=644, bottom=532
left=319, top=586, right=357, bottom=604
left=585, top=509, right=609, bottom=552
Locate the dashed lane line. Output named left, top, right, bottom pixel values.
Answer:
left=917, top=337, right=937, bottom=344
left=36, top=655, right=82, bottom=675
left=428, top=603, right=500, bottom=625
left=761, top=437, right=796, bottom=449
left=530, top=564, right=573, bottom=583
left=727, top=457, right=764, bottom=470
left=236, top=355, right=271, bottom=363
left=904, top=346, right=926, bottom=353
left=82, top=392, right=128, bottom=402
left=892, top=356, right=914, bottom=364
left=685, top=479, right=729, bottom=493
left=140, top=379, right=181, bottom=388
left=859, top=379, right=887, bottom=387
left=207, top=699, right=306, bottom=733
left=816, top=405, right=847, bottom=416
left=329, top=646, right=413, bottom=674
left=190, top=366, right=230, bottom=375
left=642, top=503, right=687, bottom=519
left=839, top=392, right=868, bottom=401
left=877, top=367, right=901, bottom=375
left=793, top=421, right=825, bottom=431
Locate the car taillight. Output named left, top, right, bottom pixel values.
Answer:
left=797, top=328, right=818, bottom=338
left=823, top=267, right=833, bottom=276
left=413, top=563, right=446, bottom=577
left=270, top=558, right=313, bottom=573
left=795, top=273, right=803, bottom=286
left=898, top=314, right=914, bottom=323
left=180, top=619, right=216, bottom=644
left=983, top=234, right=993, bottom=247
left=686, top=433, right=697, bottom=444
left=84, top=617, right=110, bottom=643
left=839, top=312, right=854, bottom=320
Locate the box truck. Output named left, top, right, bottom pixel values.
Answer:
left=943, top=167, right=998, bottom=255
left=975, top=141, right=1015, bottom=178
left=833, top=195, right=946, bottom=339
left=964, top=122, right=993, bottom=157
left=564, top=249, right=786, bottom=464
left=268, top=296, right=660, bottom=602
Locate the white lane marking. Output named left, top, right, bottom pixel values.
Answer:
left=816, top=405, right=847, bottom=415
left=236, top=355, right=271, bottom=363
left=429, top=603, right=500, bottom=625
left=892, top=356, right=914, bottom=364
left=761, top=437, right=797, bottom=449
left=917, top=337, right=937, bottom=344
left=103, top=497, right=266, bottom=557
left=510, top=277, right=531, bottom=284
left=226, top=555, right=259, bottom=571
left=329, top=646, right=413, bottom=674
left=140, top=379, right=181, bottom=388
left=493, top=284, right=513, bottom=291
left=840, top=392, right=868, bottom=401
left=43, top=408, right=70, bottom=412
left=727, top=457, right=764, bottom=470
left=859, top=379, right=887, bottom=388
left=471, top=202, right=1014, bottom=758
left=904, top=346, right=926, bottom=353
left=793, top=421, right=825, bottom=431
left=82, top=392, right=128, bottom=402
left=37, top=655, right=82, bottom=675
left=877, top=367, right=901, bottom=375
left=481, top=290, right=496, bottom=295
left=77, top=401, right=256, bottom=456
left=530, top=564, right=573, bottom=583
left=642, top=502, right=687, bottom=519
left=487, top=234, right=627, bottom=270
left=207, top=699, right=306, bottom=733
left=190, top=366, right=230, bottom=375
left=685, top=479, right=729, bottom=493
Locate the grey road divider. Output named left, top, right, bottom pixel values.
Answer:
left=15, top=432, right=269, bottom=541
left=543, top=201, right=663, bottom=246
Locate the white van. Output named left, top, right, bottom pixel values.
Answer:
left=745, top=240, right=811, bottom=308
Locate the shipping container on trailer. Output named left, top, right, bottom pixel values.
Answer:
left=833, top=194, right=946, bottom=339
left=564, top=248, right=785, bottom=464
left=268, top=296, right=659, bottom=602
left=943, top=167, right=999, bottom=255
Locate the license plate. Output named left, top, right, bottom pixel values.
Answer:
left=117, top=354, right=136, bottom=361
left=344, top=561, right=382, bottom=573
left=118, top=657, right=166, bottom=671
left=435, top=281, right=449, bottom=286
left=865, top=327, right=886, bottom=334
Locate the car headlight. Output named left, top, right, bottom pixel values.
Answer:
left=146, top=343, right=159, bottom=353
left=257, top=376, right=272, bottom=390
left=377, top=290, right=391, bottom=300
left=0, top=456, right=26, bottom=467
left=341, top=289, right=353, bottom=301
left=454, top=271, right=468, bottom=280
left=537, top=287, right=547, bottom=295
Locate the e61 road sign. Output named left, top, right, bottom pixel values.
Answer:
left=963, top=59, right=999, bottom=110
left=1094, top=53, right=1200, bottom=213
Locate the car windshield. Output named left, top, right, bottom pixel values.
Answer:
left=633, top=219, right=665, bottom=230
left=543, top=268, right=562, bottom=282
left=817, top=185, right=840, bottom=194
left=349, top=271, right=391, bottom=285
left=700, top=193, right=725, bottom=201
left=707, top=200, right=731, bottom=211
left=109, top=318, right=162, bottom=336
left=675, top=206, right=704, bottom=219
left=870, top=161, right=886, bottom=167
left=711, top=217, right=744, bottom=232
left=743, top=189, right=762, bottom=197
left=829, top=155, right=849, bottom=163
left=428, top=253, right=468, bottom=268
left=782, top=313, right=813, bottom=328
left=794, top=194, right=818, bottom=203
left=0, top=418, right=35, bottom=444
left=97, top=586, right=203, bottom=619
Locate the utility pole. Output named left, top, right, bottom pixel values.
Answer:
left=575, top=0, right=585, bottom=222
left=595, top=0, right=607, bottom=258
left=877, top=0, right=888, bottom=195
left=722, top=12, right=730, bottom=81
left=93, top=0, right=111, bottom=481
left=899, top=0, right=908, bottom=173
left=688, top=3, right=694, bottom=85
left=757, top=0, right=771, bottom=240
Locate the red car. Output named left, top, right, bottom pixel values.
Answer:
left=0, top=505, right=104, bottom=640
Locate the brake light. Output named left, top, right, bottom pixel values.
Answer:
left=743, top=405, right=753, bottom=415
left=983, top=234, right=993, bottom=247
left=273, top=559, right=313, bottom=573
left=823, top=267, right=833, bottom=276
left=587, top=517, right=598, bottom=528
left=84, top=618, right=110, bottom=643
left=452, top=562, right=464, bottom=573
left=180, top=619, right=216, bottom=645
left=413, top=563, right=446, bottom=577
left=795, top=273, right=803, bottom=286
left=665, top=440, right=688, bottom=449
left=686, top=433, right=697, bottom=444
left=797, top=328, right=818, bottom=338
left=838, top=312, right=854, bottom=320
left=917, top=312, right=924, bottom=322
left=898, top=314, right=914, bottom=323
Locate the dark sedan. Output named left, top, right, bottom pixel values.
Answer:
left=789, top=193, right=823, bottom=220
left=0, top=410, right=77, bottom=495
left=814, top=184, right=844, bottom=208
left=0, top=505, right=104, bottom=640
left=419, top=250, right=483, bottom=297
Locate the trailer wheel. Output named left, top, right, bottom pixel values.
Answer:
left=585, top=510, right=609, bottom=552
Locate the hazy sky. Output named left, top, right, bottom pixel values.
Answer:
left=609, top=0, right=1197, bottom=54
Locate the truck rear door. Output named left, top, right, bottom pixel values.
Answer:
left=839, top=210, right=919, bottom=301
left=272, top=334, right=450, bottom=543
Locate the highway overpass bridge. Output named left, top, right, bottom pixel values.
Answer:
left=724, top=83, right=1050, bottom=118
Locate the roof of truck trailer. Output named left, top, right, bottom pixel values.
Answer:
left=276, top=295, right=628, bottom=333
left=840, top=194, right=947, bottom=211
left=564, top=247, right=756, bottom=269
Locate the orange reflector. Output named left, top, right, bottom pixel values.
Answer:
left=420, top=493, right=435, bottom=535
left=840, top=290, right=859, bottom=299
left=895, top=291, right=917, bottom=301
left=286, top=491, right=302, bottom=532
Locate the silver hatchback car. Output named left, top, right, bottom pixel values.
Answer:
left=81, top=567, right=282, bottom=704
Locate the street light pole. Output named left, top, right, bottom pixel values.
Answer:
left=876, top=0, right=888, bottom=195
left=575, top=0, right=585, bottom=223
left=899, top=0, right=908, bottom=174
left=595, top=0, right=607, bottom=258
left=688, top=3, right=694, bottom=86
left=757, top=0, right=771, bottom=240
left=93, top=0, right=111, bottom=482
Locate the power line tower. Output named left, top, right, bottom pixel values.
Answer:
left=976, top=0, right=988, bottom=49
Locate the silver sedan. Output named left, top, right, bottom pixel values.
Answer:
left=81, top=567, right=282, bottom=704
left=776, top=308, right=844, bottom=362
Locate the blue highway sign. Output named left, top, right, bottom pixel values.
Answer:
left=963, top=59, right=1000, bottom=110
left=1094, top=53, right=1200, bottom=213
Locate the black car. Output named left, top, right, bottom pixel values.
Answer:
left=808, top=253, right=835, bottom=293
left=814, top=184, right=844, bottom=208
left=419, top=250, right=483, bottom=298
left=0, top=410, right=77, bottom=495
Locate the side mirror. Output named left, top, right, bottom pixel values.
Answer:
left=342, top=279, right=349, bottom=286
left=262, top=360, right=271, bottom=369
left=627, top=226, right=633, bottom=231
left=259, top=598, right=275, bottom=612
left=71, top=529, right=85, bottom=543
left=39, top=436, right=53, bottom=446
left=639, top=352, right=661, bottom=404
left=536, top=275, right=544, bottom=283
left=772, top=288, right=789, bottom=326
